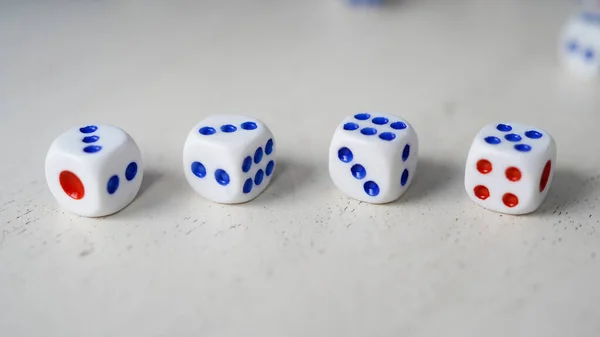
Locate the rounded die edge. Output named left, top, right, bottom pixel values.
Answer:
left=193, top=115, right=269, bottom=129
left=187, top=174, right=273, bottom=204
left=329, top=183, right=404, bottom=205
left=464, top=195, right=545, bottom=215
left=340, top=113, right=415, bottom=125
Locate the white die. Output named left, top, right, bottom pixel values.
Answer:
left=559, top=10, right=600, bottom=78
left=45, top=124, right=143, bottom=217
left=464, top=123, right=557, bottom=215
left=183, top=115, right=276, bottom=204
left=328, top=112, right=418, bottom=204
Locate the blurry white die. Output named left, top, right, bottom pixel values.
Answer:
left=183, top=115, right=276, bottom=204
left=464, top=123, right=556, bottom=215
left=328, top=112, right=418, bottom=203
left=45, top=124, right=143, bottom=217
left=559, top=10, right=600, bottom=78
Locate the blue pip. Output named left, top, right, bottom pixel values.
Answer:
left=328, top=112, right=418, bottom=204
left=183, top=115, right=276, bottom=204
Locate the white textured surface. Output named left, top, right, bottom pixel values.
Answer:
left=1, top=1, right=600, bottom=336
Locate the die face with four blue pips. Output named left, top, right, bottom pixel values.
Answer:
left=328, top=112, right=419, bottom=204
left=183, top=115, right=276, bottom=204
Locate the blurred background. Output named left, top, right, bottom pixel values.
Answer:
left=2, top=0, right=597, bottom=166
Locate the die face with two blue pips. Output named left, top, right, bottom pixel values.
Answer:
left=328, top=112, right=418, bottom=204
left=183, top=115, right=276, bottom=204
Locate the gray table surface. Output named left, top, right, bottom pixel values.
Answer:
left=1, top=1, right=599, bottom=336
